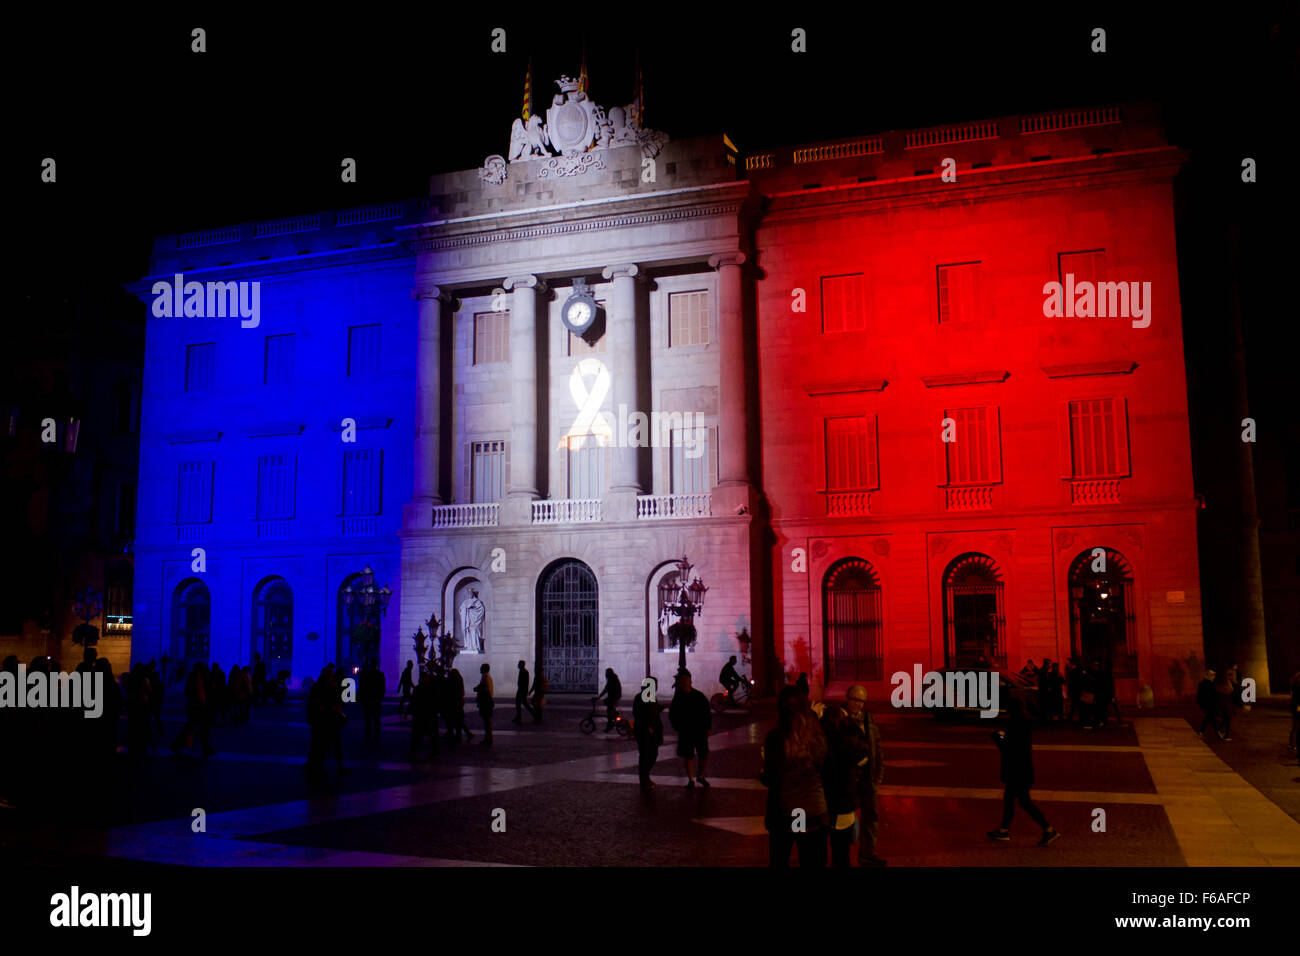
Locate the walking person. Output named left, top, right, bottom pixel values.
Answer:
left=171, top=662, right=216, bottom=758
left=1196, top=668, right=1219, bottom=737
left=1036, top=659, right=1053, bottom=722
left=304, top=665, right=334, bottom=781
left=208, top=662, right=228, bottom=727
left=359, top=659, right=386, bottom=745
left=762, top=687, right=830, bottom=867
left=987, top=697, right=1060, bottom=845
left=1066, top=658, right=1083, bottom=724
left=473, top=663, right=494, bottom=746
left=596, top=667, right=622, bottom=732
left=668, top=669, right=712, bottom=788
left=513, top=660, right=538, bottom=723
left=146, top=660, right=165, bottom=735
left=228, top=665, right=249, bottom=726
left=397, top=661, right=415, bottom=719
left=632, top=677, right=666, bottom=791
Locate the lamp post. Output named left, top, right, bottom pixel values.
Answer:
left=341, top=566, right=392, bottom=670
left=660, top=554, right=709, bottom=672
left=71, top=586, right=104, bottom=649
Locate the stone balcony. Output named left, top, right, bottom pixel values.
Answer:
left=431, top=502, right=499, bottom=529
left=1070, top=478, right=1123, bottom=505
left=945, top=485, right=994, bottom=512
left=532, top=499, right=602, bottom=525
left=636, top=493, right=711, bottom=520
left=825, top=491, right=873, bottom=517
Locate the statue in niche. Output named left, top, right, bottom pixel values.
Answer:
left=458, top=588, right=485, bottom=653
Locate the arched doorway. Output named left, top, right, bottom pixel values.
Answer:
left=943, top=553, right=1004, bottom=668
left=253, top=576, right=294, bottom=676
left=824, top=558, right=883, bottom=680
left=336, top=573, right=366, bottom=675
left=1068, top=548, right=1136, bottom=676
left=171, top=579, right=210, bottom=673
left=536, top=559, right=599, bottom=693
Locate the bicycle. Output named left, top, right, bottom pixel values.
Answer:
left=710, top=675, right=754, bottom=713
left=579, top=696, right=630, bottom=736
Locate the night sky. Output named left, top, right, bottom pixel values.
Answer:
left=11, top=5, right=1294, bottom=291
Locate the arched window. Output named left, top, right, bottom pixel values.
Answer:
left=943, top=553, right=1005, bottom=668
left=172, top=579, right=210, bottom=670
left=536, top=559, right=599, bottom=693
left=337, top=573, right=366, bottom=674
left=253, top=576, right=294, bottom=676
left=1068, top=548, right=1136, bottom=677
left=824, top=558, right=883, bottom=680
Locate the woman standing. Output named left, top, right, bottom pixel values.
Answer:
left=761, top=687, right=830, bottom=867
left=632, top=677, right=665, bottom=791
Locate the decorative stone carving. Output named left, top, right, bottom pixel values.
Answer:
left=811, top=540, right=829, bottom=560
left=479, top=154, right=507, bottom=186
left=871, top=538, right=891, bottom=557
left=995, top=534, right=1013, bottom=553
left=489, top=75, right=669, bottom=178
left=1055, top=529, right=1077, bottom=552
left=929, top=535, right=951, bottom=556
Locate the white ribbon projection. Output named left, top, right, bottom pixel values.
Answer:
left=558, top=358, right=614, bottom=450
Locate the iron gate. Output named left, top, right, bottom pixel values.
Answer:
left=538, top=560, right=599, bottom=693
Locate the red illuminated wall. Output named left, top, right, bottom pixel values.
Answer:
left=750, top=106, right=1204, bottom=702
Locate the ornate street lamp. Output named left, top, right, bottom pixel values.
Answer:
left=660, top=554, right=709, bottom=672
left=342, top=565, right=391, bottom=668
left=71, top=586, right=104, bottom=648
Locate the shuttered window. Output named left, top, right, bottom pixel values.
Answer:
left=825, top=416, right=879, bottom=490
left=347, top=324, right=381, bottom=377
left=264, top=333, right=295, bottom=385
left=256, top=454, right=296, bottom=519
left=821, top=274, right=867, bottom=333
left=177, top=461, right=213, bottom=524
left=668, top=291, right=709, bottom=347
left=185, top=343, right=216, bottom=392
left=944, top=407, right=1001, bottom=485
left=474, top=311, right=510, bottom=365
left=937, top=262, right=981, bottom=324
left=342, top=448, right=383, bottom=515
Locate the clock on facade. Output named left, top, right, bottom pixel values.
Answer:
left=561, top=277, right=599, bottom=335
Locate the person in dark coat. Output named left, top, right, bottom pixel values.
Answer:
left=529, top=669, right=547, bottom=723
left=359, top=659, right=386, bottom=744
left=987, top=696, right=1060, bottom=845
left=473, top=663, right=494, bottom=746
left=408, top=669, right=439, bottom=759
left=513, top=660, right=538, bottom=723
left=397, top=661, right=415, bottom=719
left=93, top=658, right=122, bottom=763
left=763, top=687, right=830, bottom=867
left=252, top=652, right=267, bottom=704
left=1196, top=669, right=1219, bottom=737
left=1036, top=659, right=1054, bottom=722
left=596, top=667, right=623, bottom=732
left=668, top=669, right=712, bottom=787
left=171, top=662, right=216, bottom=757
left=443, top=668, right=472, bottom=745
left=632, top=677, right=666, bottom=791
left=146, top=660, right=165, bottom=734
left=1065, top=658, right=1083, bottom=724
left=1214, top=667, right=1236, bottom=741
left=821, top=684, right=886, bottom=866
left=125, top=662, right=152, bottom=758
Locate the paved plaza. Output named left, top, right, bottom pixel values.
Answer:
left=3, top=695, right=1298, bottom=867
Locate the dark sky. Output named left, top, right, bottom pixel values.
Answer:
left=11, top=4, right=1296, bottom=289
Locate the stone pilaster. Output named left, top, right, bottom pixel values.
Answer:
left=404, top=286, right=457, bottom=529
left=709, top=251, right=756, bottom=515
left=502, top=275, right=547, bottom=526
left=602, top=263, right=641, bottom=522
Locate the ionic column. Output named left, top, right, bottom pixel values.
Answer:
left=405, top=286, right=456, bottom=527
left=503, top=274, right=547, bottom=525
left=709, top=251, right=753, bottom=513
left=602, top=263, right=642, bottom=502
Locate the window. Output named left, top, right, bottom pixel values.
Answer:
left=1068, top=548, right=1137, bottom=677
left=566, top=436, right=608, bottom=499
left=256, top=454, right=296, bottom=520
left=825, top=416, right=879, bottom=491
left=252, top=576, right=293, bottom=674
left=264, top=333, right=296, bottom=385
left=1058, top=249, right=1105, bottom=287
left=347, top=324, right=381, bottom=377
left=568, top=301, right=607, bottom=355
left=943, top=407, right=1001, bottom=485
left=824, top=559, right=883, bottom=681
left=342, top=448, right=383, bottom=515
left=668, top=291, right=709, bottom=347
left=116, top=481, right=137, bottom=535
left=185, top=343, right=215, bottom=392
left=943, top=553, right=1005, bottom=668
left=474, top=311, right=510, bottom=365
left=937, top=262, right=981, bottom=324
left=177, top=461, right=213, bottom=524
left=1065, top=398, right=1129, bottom=478
left=172, top=579, right=211, bottom=666
left=821, top=274, right=867, bottom=333
left=471, top=440, right=506, bottom=502
left=670, top=427, right=710, bottom=494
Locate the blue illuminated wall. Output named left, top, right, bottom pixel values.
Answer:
left=129, top=204, right=422, bottom=687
